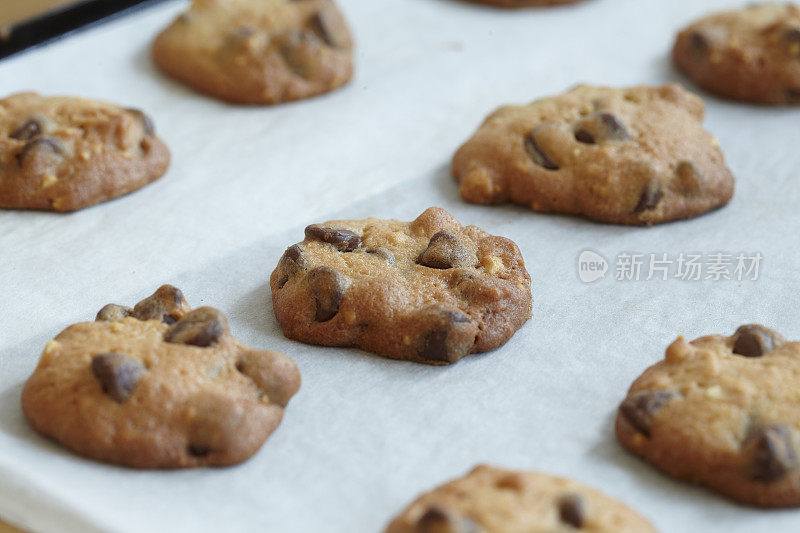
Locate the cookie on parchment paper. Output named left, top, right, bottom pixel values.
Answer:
left=270, top=207, right=532, bottom=365
left=616, top=325, right=800, bottom=507
left=385, top=464, right=658, bottom=532
left=673, top=3, right=800, bottom=105
left=152, top=0, right=353, bottom=105
left=22, top=285, right=300, bottom=468
left=452, top=84, right=734, bottom=225
left=0, top=92, right=169, bottom=211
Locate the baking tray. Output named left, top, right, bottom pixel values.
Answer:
left=0, top=0, right=169, bottom=61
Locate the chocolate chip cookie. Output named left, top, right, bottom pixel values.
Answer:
left=458, top=0, right=586, bottom=7
left=152, top=0, right=353, bottom=105
left=270, top=207, right=532, bottom=365
left=385, top=465, right=658, bottom=532
left=0, top=92, right=169, bottom=211
left=21, top=285, right=301, bottom=468
left=673, top=3, right=800, bottom=105
left=452, top=84, right=734, bottom=225
left=616, top=325, right=800, bottom=507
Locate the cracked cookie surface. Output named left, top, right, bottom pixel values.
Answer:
left=0, top=92, right=169, bottom=211
left=270, top=207, right=532, bottom=365
left=152, top=0, right=353, bottom=104
left=616, top=325, right=800, bottom=507
left=22, top=285, right=300, bottom=469
left=385, top=465, right=657, bottom=533
left=452, top=84, right=734, bottom=225
left=673, top=3, right=800, bottom=105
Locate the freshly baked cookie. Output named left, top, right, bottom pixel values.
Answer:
left=270, top=207, right=532, bottom=365
left=452, top=84, right=734, bottom=225
left=21, top=285, right=300, bottom=469
left=385, top=465, right=658, bottom=532
left=458, top=0, right=586, bottom=7
left=616, top=325, right=800, bottom=507
left=0, top=92, right=169, bottom=211
left=152, top=0, right=353, bottom=105
left=673, top=3, right=800, bottom=105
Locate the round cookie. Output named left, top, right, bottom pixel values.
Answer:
left=152, top=0, right=353, bottom=105
left=457, top=0, right=586, bottom=7
left=673, top=3, right=800, bottom=105
left=22, top=285, right=301, bottom=469
left=385, top=465, right=658, bottom=532
left=0, top=92, right=169, bottom=211
left=616, top=325, right=800, bottom=507
left=270, top=207, right=532, bottom=365
left=452, top=84, right=734, bottom=226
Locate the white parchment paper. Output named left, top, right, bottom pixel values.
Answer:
left=1, top=0, right=799, bottom=531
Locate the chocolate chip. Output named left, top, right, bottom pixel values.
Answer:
left=418, top=308, right=474, bottom=363
left=733, top=325, right=779, bottom=358
left=284, top=244, right=304, bottom=264
left=784, top=28, right=800, bottom=54
left=366, top=247, right=395, bottom=264
left=598, top=113, right=629, bottom=140
left=308, top=266, right=350, bottom=322
left=304, top=225, right=361, bottom=252
left=421, top=329, right=450, bottom=362
left=188, top=445, right=210, bottom=457
left=125, top=108, right=155, bottom=136
left=95, top=304, right=133, bottom=322
left=16, top=137, right=65, bottom=166
left=417, top=231, right=475, bottom=270
left=619, top=390, right=678, bottom=437
left=278, top=30, right=319, bottom=78
left=558, top=494, right=586, bottom=528
left=224, top=25, right=257, bottom=51
left=787, top=89, right=800, bottom=102
left=689, top=32, right=709, bottom=54
left=416, top=506, right=480, bottom=533
left=744, top=425, right=797, bottom=482
left=575, top=113, right=629, bottom=144
left=278, top=244, right=307, bottom=288
left=308, top=7, right=349, bottom=48
left=632, top=182, right=663, bottom=214
left=132, top=285, right=190, bottom=323
left=91, top=353, right=145, bottom=403
left=524, top=129, right=559, bottom=170
left=165, top=307, right=229, bottom=347
left=10, top=118, right=43, bottom=141
left=282, top=244, right=307, bottom=272
left=234, top=25, right=255, bottom=38
left=676, top=160, right=701, bottom=193
left=574, top=129, right=595, bottom=144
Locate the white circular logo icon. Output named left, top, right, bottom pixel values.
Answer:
left=577, top=250, right=608, bottom=283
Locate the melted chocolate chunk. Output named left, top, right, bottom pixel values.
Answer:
left=91, top=353, right=145, bottom=403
